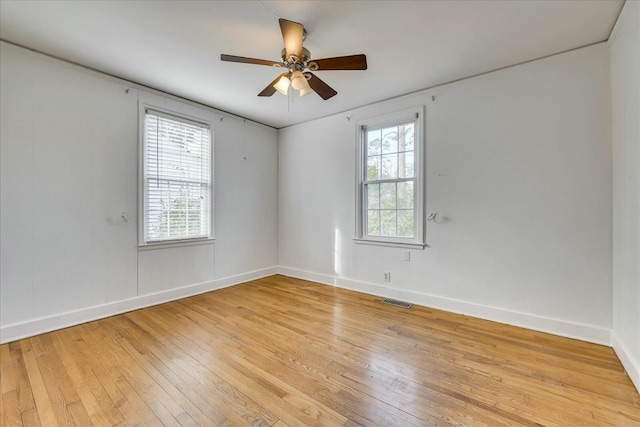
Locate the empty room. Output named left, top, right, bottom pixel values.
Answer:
left=1, top=0, right=639, bottom=426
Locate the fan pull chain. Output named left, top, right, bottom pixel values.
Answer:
left=242, top=119, right=247, bottom=160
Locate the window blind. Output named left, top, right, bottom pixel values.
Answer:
left=143, top=110, right=212, bottom=243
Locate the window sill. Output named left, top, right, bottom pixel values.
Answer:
left=353, top=238, right=426, bottom=250
left=138, top=238, right=215, bottom=251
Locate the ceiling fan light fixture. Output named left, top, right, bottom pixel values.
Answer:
left=274, top=74, right=290, bottom=95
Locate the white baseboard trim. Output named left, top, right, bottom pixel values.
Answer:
left=278, top=266, right=612, bottom=346
left=611, top=331, right=640, bottom=393
left=0, top=266, right=279, bottom=344
left=2, top=264, right=617, bottom=354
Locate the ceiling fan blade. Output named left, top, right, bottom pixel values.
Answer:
left=221, top=54, right=282, bottom=67
left=311, top=54, right=367, bottom=71
left=307, top=73, right=337, bottom=100
left=258, top=73, right=288, bottom=97
left=279, top=18, right=304, bottom=59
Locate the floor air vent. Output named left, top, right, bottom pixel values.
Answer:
left=381, top=299, right=412, bottom=309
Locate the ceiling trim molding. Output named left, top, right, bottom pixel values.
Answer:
left=0, top=39, right=277, bottom=131
left=608, top=0, right=631, bottom=46
left=279, top=40, right=608, bottom=131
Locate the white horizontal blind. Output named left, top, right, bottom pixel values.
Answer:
left=143, top=110, right=212, bottom=243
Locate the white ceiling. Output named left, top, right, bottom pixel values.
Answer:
left=0, top=0, right=624, bottom=129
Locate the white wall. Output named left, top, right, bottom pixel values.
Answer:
left=279, top=43, right=613, bottom=344
left=0, top=42, right=278, bottom=342
left=610, top=1, right=640, bottom=392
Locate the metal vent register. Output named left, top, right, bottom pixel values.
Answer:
left=381, top=299, right=412, bottom=309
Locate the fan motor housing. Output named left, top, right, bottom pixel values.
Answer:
left=281, top=47, right=311, bottom=67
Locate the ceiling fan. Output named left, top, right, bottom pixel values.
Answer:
left=221, top=19, right=367, bottom=100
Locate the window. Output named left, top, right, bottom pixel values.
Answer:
left=142, top=109, right=212, bottom=244
left=355, top=107, right=425, bottom=248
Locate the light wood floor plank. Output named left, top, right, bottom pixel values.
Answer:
left=0, top=344, right=15, bottom=395
left=2, top=275, right=639, bottom=426
left=56, top=327, right=125, bottom=426
left=20, top=342, right=58, bottom=427
left=29, top=335, right=90, bottom=426
left=51, top=332, right=119, bottom=427
left=20, top=407, right=41, bottom=427
left=9, top=342, right=37, bottom=418
left=2, top=390, right=22, bottom=427
left=0, top=386, right=5, bottom=426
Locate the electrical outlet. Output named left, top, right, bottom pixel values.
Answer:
left=384, top=272, right=391, bottom=282
left=403, top=251, right=411, bottom=262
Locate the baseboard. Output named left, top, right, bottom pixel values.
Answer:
left=278, top=266, right=612, bottom=346
left=611, top=331, right=640, bottom=393
left=0, top=266, right=279, bottom=344
left=2, top=264, right=615, bottom=351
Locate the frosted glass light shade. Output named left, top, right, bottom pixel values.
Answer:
left=290, top=70, right=306, bottom=90
left=299, top=85, right=312, bottom=97
left=298, top=72, right=312, bottom=96
left=274, top=75, right=290, bottom=95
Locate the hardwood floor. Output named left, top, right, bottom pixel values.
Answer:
left=1, top=275, right=639, bottom=426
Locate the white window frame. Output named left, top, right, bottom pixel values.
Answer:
left=138, top=100, right=215, bottom=248
left=355, top=106, right=425, bottom=249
